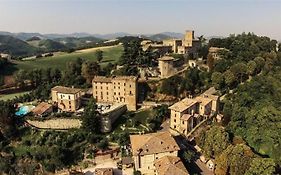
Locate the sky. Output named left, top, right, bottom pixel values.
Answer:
left=0, top=0, right=281, bottom=39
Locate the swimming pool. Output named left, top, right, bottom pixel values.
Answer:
left=15, top=105, right=35, bottom=116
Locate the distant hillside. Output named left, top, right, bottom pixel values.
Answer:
left=144, top=33, right=172, bottom=41
left=26, top=36, right=42, bottom=42
left=0, top=35, right=38, bottom=57
left=54, top=36, right=104, bottom=48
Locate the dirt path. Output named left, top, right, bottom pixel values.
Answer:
left=75, top=45, right=119, bottom=53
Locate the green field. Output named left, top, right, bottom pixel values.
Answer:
left=0, top=91, right=31, bottom=101
left=4, top=45, right=123, bottom=74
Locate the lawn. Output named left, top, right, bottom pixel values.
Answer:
left=111, top=108, right=156, bottom=134
left=2, top=45, right=123, bottom=75
left=0, top=91, right=31, bottom=101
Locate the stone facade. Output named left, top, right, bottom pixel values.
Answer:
left=158, top=56, right=176, bottom=78
left=169, top=95, right=218, bottom=136
left=51, top=86, right=83, bottom=112
left=130, top=132, right=180, bottom=175
left=100, top=104, right=127, bottom=133
left=92, top=76, right=138, bottom=111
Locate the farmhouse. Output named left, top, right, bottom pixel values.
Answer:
left=130, top=131, right=180, bottom=175
left=51, top=86, right=83, bottom=112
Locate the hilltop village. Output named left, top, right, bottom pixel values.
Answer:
left=0, top=30, right=281, bottom=175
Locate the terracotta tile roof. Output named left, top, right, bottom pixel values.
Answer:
left=32, top=102, right=52, bottom=116
left=168, top=98, right=197, bottom=112
left=92, top=76, right=112, bottom=83
left=154, top=156, right=189, bottom=175
left=194, top=96, right=212, bottom=106
left=92, top=76, right=137, bottom=83
left=181, top=114, right=192, bottom=121
left=113, top=76, right=137, bottom=81
left=94, top=168, right=113, bottom=175
left=130, top=131, right=180, bottom=156
left=51, top=86, right=81, bottom=94
left=159, top=56, right=175, bottom=61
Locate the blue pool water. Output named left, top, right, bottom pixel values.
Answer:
left=15, top=106, right=31, bottom=116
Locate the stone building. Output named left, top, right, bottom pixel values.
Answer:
left=208, top=47, right=228, bottom=61
left=169, top=94, right=218, bottom=136
left=130, top=131, right=180, bottom=175
left=142, top=30, right=201, bottom=56
left=95, top=168, right=114, bottom=175
left=100, top=104, right=127, bottom=133
left=162, top=30, right=201, bottom=55
left=154, top=156, right=189, bottom=175
left=158, top=56, right=176, bottom=78
left=51, top=86, right=83, bottom=112
left=92, top=76, right=138, bottom=111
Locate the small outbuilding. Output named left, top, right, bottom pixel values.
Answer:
left=32, top=102, right=53, bottom=117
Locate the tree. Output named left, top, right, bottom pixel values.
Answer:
left=95, top=49, right=103, bottom=63
left=253, top=57, right=265, bottom=73
left=81, top=99, right=100, bottom=133
left=211, top=72, right=224, bottom=90
left=215, top=144, right=256, bottom=175
left=247, top=61, right=257, bottom=76
left=200, top=125, right=230, bottom=158
left=223, top=70, right=236, bottom=88
left=97, top=139, right=109, bottom=150
left=245, top=158, right=276, bottom=175
left=207, top=53, right=215, bottom=71
left=230, top=62, right=248, bottom=83
left=81, top=61, right=101, bottom=84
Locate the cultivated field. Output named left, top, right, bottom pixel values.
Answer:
left=10, top=44, right=123, bottom=72
left=0, top=91, right=31, bottom=101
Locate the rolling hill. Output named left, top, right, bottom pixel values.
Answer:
left=0, top=35, right=38, bottom=57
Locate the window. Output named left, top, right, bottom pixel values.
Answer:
left=106, top=92, right=109, bottom=95
left=174, top=119, right=176, bottom=122
left=101, top=86, right=102, bottom=89
left=129, top=85, right=132, bottom=88
left=69, top=101, right=71, bottom=105
left=130, top=91, right=132, bottom=95
left=106, top=87, right=108, bottom=90
left=118, top=86, right=120, bottom=89
left=114, top=92, right=116, bottom=95
left=118, top=92, right=120, bottom=95
left=68, top=95, right=71, bottom=100
left=124, top=83, right=126, bottom=86
left=174, top=125, right=176, bottom=129
left=182, top=121, right=185, bottom=124
left=175, top=114, right=176, bottom=117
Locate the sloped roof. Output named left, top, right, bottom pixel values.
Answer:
left=168, top=98, right=197, bottom=112
left=154, top=156, right=189, bottom=175
left=159, top=56, right=175, bottom=61
left=130, top=131, right=180, bottom=156
left=194, top=96, right=212, bottom=106
left=181, top=114, right=192, bottom=121
left=51, top=86, right=81, bottom=94
left=32, top=102, right=52, bottom=116
left=94, top=168, right=113, bottom=175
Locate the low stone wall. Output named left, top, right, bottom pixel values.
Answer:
left=27, top=118, right=82, bottom=130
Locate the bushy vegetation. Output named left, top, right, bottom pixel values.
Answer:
left=159, top=67, right=210, bottom=96
left=195, top=33, right=281, bottom=174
